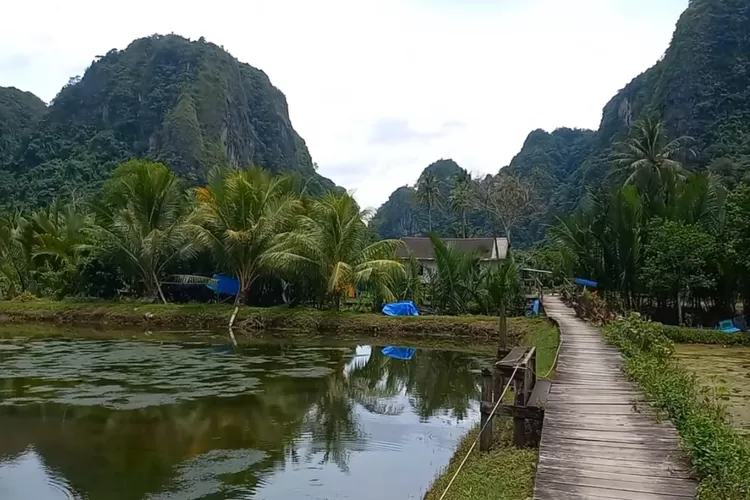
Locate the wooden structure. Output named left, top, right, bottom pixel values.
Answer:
left=534, top=296, right=697, bottom=499
left=479, top=346, right=551, bottom=450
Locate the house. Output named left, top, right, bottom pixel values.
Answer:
left=396, top=237, right=510, bottom=282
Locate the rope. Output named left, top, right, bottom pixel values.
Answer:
left=437, top=363, right=521, bottom=500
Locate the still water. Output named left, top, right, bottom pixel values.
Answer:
left=0, top=331, right=482, bottom=500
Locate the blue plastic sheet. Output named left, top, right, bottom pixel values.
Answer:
left=381, top=301, right=420, bottom=316
left=206, top=274, right=240, bottom=296
left=525, top=299, right=541, bottom=317
left=575, top=278, right=598, bottom=288
left=382, top=346, right=417, bottom=360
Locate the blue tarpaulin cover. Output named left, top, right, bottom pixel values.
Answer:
left=206, top=274, right=240, bottom=296
left=525, top=299, right=541, bottom=317
left=382, top=346, right=417, bottom=360
left=382, top=301, right=420, bottom=316
left=575, top=278, right=598, bottom=288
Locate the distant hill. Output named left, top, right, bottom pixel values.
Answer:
left=0, top=87, right=47, bottom=165
left=375, top=0, right=750, bottom=246
left=504, top=0, right=750, bottom=233
left=0, top=34, right=338, bottom=206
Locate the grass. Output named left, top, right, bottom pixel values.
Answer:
left=0, top=299, right=532, bottom=344
left=423, top=317, right=560, bottom=500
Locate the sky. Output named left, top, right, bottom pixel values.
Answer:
left=0, top=0, right=689, bottom=209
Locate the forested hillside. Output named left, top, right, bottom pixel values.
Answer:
left=0, top=34, right=337, bottom=206
left=374, top=0, right=750, bottom=246
left=0, top=87, right=47, bottom=165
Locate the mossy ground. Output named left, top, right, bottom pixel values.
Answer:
left=0, top=299, right=534, bottom=345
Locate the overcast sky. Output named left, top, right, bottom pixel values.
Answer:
left=1, top=0, right=688, bottom=209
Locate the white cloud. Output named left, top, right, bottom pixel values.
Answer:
left=0, top=0, right=689, bottom=209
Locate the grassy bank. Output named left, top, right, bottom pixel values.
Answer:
left=424, top=318, right=560, bottom=500
left=606, top=315, right=750, bottom=499
left=663, top=324, right=750, bottom=346
left=0, top=299, right=532, bottom=343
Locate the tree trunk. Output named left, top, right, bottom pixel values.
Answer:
left=152, top=273, right=168, bottom=304
left=428, top=207, right=433, bottom=233
left=677, top=290, right=683, bottom=325
left=335, top=293, right=341, bottom=311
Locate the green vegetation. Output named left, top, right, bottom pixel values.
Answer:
left=424, top=318, right=559, bottom=500
left=663, top=326, right=750, bottom=346
left=0, top=87, right=47, bottom=165
left=605, top=314, right=750, bottom=499
left=0, top=159, right=526, bottom=333
left=546, top=115, right=750, bottom=326
left=0, top=34, right=338, bottom=208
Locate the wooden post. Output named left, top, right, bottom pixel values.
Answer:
left=493, top=369, right=504, bottom=404
left=480, top=368, right=494, bottom=452
left=513, top=375, right=527, bottom=448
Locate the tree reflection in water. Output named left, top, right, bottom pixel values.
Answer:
left=0, top=338, right=481, bottom=499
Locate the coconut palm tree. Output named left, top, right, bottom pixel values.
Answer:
left=428, top=233, right=482, bottom=315
left=29, top=199, right=88, bottom=268
left=614, top=116, right=693, bottom=189
left=0, top=212, right=31, bottom=295
left=416, top=171, right=442, bottom=233
left=271, top=193, right=404, bottom=310
left=188, top=166, right=299, bottom=306
left=482, top=260, right=520, bottom=350
left=85, top=160, right=194, bottom=303
left=450, top=175, right=472, bottom=238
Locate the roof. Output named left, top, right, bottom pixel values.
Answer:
left=396, top=237, right=509, bottom=261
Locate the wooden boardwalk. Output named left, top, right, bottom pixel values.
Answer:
left=533, top=296, right=697, bottom=500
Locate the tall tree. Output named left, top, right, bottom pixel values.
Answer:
left=641, top=219, right=715, bottom=325
left=613, top=116, right=693, bottom=189
left=474, top=173, right=537, bottom=245
left=450, top=174, right=472, bottom=238
left=416, top=171, right=442, bottom=233
left=86, top=160, right=194, bottom=303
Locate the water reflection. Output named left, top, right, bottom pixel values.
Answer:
left=0, top=336, right=481, bottom=500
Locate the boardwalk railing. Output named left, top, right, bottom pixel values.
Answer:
left=479, top=346, right=552, bottom=450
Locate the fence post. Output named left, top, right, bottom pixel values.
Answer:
left=480, top=368, right=494, bottom=451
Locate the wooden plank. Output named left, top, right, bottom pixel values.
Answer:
left=535, top=471, right=697, bottom=497
left=534, top=481, right=695, bottom=500
left=537, top=455, right=694, bottom=478
left=480, top=402, right=543, bottom=420
left=528, top=380, right=551, bottom=408
left=533, top=295, right=697, bottom=500
left=496, top=346, right=527, bottom=367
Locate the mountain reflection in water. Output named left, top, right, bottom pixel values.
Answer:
left=0, top=336, right=482, bottom=500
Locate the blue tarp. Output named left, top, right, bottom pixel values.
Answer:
left=382, top=301, right=420, bottom=316
left=719, top=319, right=741, bottom=333
left=575, top=278, right=598, bottom=288
left=206, top=274, right=240, bottom=296
left=525, top=299, right=541, bottom=317
left=382, top=346, right=417, bottom=360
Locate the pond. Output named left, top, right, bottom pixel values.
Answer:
left=0, top=329, right=483, bottom=500
left=675, top=344, right=750, bottom=434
